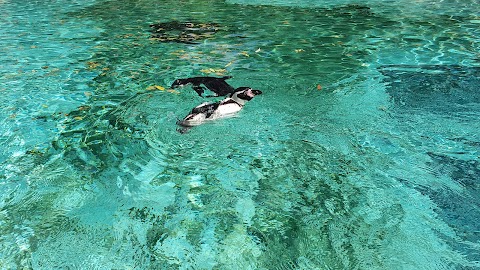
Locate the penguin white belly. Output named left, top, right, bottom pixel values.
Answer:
left=213, top=103, right=242, bottom=117
left=181, top=113, right=207, bottom=126
left=180, top=103, right=242, bottom=127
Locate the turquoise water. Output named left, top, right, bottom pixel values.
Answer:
left=1, top=0, right=479, bottom=268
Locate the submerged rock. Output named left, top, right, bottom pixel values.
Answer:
left=149, top=21, right=221, bottom=44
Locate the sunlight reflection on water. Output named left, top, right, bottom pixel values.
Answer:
left=1, top=0, right=479, bottom=269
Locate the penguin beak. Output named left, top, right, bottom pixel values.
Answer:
left=251, top=90, right=262, bottom=95
left=244, top=89, right=262, bottom=98
left=171, top=79, right=186, bottom=89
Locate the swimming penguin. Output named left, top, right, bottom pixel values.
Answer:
left=177, top=87, right=262, bottom=132
left=170, top=76, right=235, bottom=97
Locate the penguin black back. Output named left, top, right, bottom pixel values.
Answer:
left=170, top=76, right=235, bottom=97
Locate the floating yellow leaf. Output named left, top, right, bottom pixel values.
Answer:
left=200, top=68, right=226, bottom=74
left=87, top=61, right=101, bottom=70
left=73, top=116, right=84, bottom=120
left=167, top=89, right=180, bottom=94
left=378, top=106, right=388, bottom=111
left=171, top=50, right=185, bottom=55
left=146, top=85, right=165, bottom=91
left=240, top=51, right=249, bottom=57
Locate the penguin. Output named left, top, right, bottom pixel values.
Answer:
left=177, top=87, right=262, bottom=132
left=170, top=76, right=235, bottom=97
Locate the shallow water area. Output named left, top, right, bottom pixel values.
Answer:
left=1, top=0, right=480, bottom=269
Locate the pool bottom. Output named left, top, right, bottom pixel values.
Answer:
left=1, top=0, right=480, bottom=268
left=2, top=75, right=478, bottom=269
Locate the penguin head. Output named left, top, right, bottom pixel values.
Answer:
left=230, top=87, right=262, bottom=105
left=170, top=78, right=189, bottom=88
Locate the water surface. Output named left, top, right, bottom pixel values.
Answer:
left=1, top=0, right=479, bottom=269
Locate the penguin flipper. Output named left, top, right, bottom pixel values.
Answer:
left=192, top=84, right=206, bottom=97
